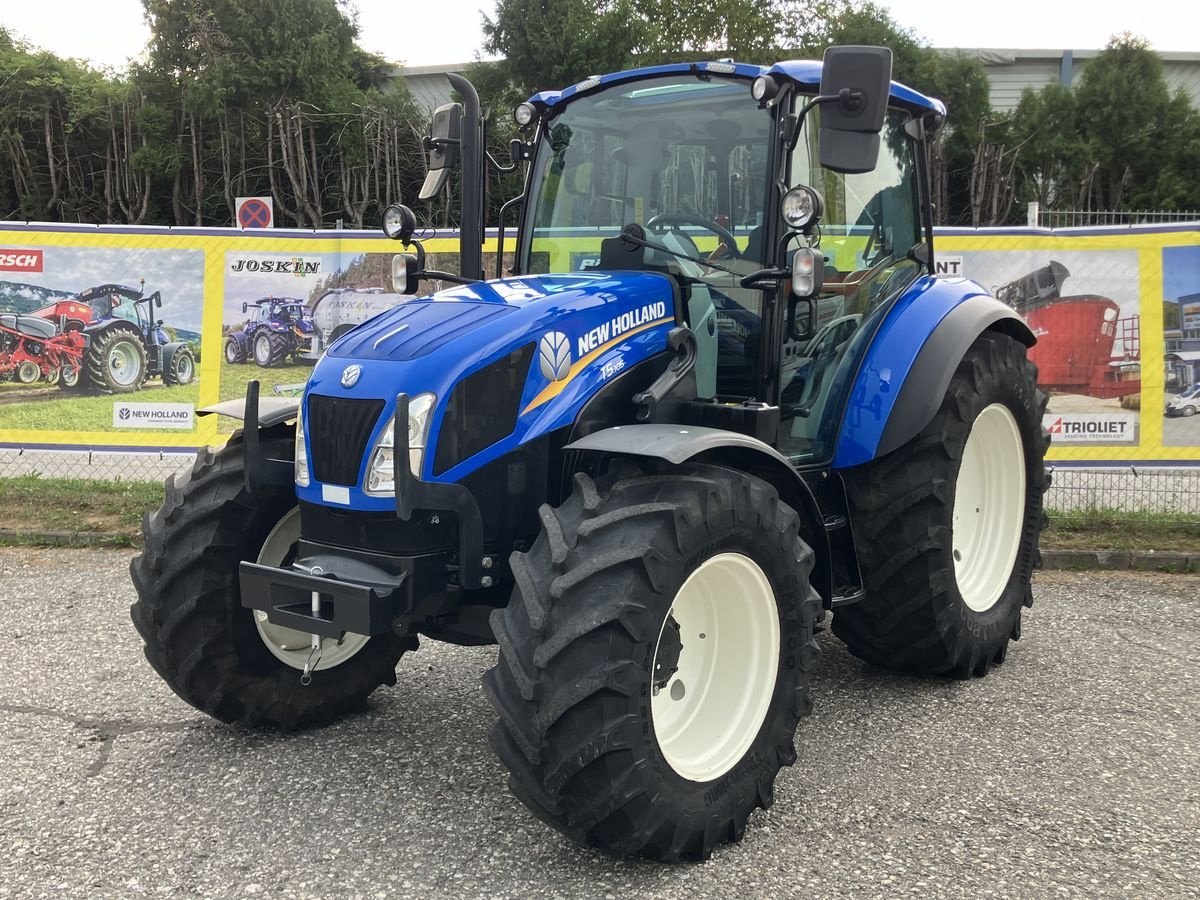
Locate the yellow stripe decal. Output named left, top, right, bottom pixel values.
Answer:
left=522, top=316, right=673, bottom=415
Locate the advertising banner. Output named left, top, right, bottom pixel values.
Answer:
left=0, top=221, right=1197, bottom=464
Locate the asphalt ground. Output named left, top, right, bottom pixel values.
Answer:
left=1, top=548, right=1197, bottom=900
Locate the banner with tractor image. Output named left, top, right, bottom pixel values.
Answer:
left=0, top=220, right=1196, bottom=463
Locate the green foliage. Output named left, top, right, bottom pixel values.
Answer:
left=1000, top=33, right=1200, bottom=216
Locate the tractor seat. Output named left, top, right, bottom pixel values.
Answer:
left=0, top=314, right=57, bottom=339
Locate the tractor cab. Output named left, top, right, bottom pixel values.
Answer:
left=507, top=61, right=934, bottom=462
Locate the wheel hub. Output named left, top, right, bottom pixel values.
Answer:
left=653, top=616, right=683, bottom=692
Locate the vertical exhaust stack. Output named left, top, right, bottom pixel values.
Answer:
left=447, top=73, right=485, bottom=283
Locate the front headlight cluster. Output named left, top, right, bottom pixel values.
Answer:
left=365, top=393, right=435, bottom=496
left=294, top=402, right=310, bottom=487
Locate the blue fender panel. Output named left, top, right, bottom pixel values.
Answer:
left=831, top=277, right=1032, bottom=469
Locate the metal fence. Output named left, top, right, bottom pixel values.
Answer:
left=1035, top=208, right=1200, bottom=228
left=3, top=445, right=1199, bottom=529
left=1047, top=465, right=1200, bottom=520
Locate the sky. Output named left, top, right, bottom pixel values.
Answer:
left=0, top=0, right=1194, bottom=72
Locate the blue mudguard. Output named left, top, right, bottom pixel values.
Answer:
left=832, top=276, right=1034, bottom=469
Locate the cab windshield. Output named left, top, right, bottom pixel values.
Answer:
left=520, top=73, right=774, bottom=399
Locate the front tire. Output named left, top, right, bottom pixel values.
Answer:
left=130, top=434, right=414, bottom=728
left=163, top=345, right=196, bottom=386
left=833, top=331, right=1049, bottom=678
left=485, top=462, right=821, bottom=861
left=225, top=336, right=246, bottom=364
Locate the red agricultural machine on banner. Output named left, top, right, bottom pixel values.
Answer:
left=995, top=261, right=1140, bottom=400
left=0, top=311, right=86, bottom=386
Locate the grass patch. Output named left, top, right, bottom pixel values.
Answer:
left=219, top=357, right=310, bottom=402
left=0, top=380, right=201, bottom=431
left=0, top=475, right=163, bottom=547
left=1045, top=508, right=1200, bottom=552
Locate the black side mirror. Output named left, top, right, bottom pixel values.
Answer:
left=392, top=253, right=421, bottom=294
left=155, top=296, right=162, bottom=308
left=418, top=102, right=463, bottom=201
left=818, top=46, right=892, bottom=174
left=241, top=302, right=248, bottom=314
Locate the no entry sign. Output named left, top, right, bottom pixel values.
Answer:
left=235, top=197, right=273, bottom=229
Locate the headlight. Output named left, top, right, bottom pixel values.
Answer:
left=294, top=402, right=310, bottom=487
left=514, top=102, right=536, bottom=128
left=782, top=185, right=823, bottom=231
left=365, top=392, right=435, bottom=495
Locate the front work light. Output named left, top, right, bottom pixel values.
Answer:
left=514, top=103, right=536, bottom=128
left=751, top=75, right=778, bottom=104
left=364, top=393, right=436, bottom=495
left=382, top=203, right=416, bottom=242
left=781, top=185, right=823, bottom=232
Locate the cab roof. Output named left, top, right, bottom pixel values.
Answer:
left=527, top=59, right=946, bottom=117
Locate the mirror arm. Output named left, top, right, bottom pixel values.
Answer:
left=738, top=267, right=789, bottom=289
left=495, top=193, right=525, bottom=279
left=487, top=150, right=518, bottom=174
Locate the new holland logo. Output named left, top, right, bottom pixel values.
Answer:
left=538, top=332, right=571, bottom=382
left=341, top=364, right=362, bottom=388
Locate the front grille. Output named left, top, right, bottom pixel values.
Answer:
left=307, top=394, right=385, bottom=486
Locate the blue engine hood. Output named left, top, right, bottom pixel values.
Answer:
left=300, top=271, right=678, bottom=507
left=325, top=272, right=672, bottom=363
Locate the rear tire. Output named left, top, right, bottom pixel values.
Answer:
left=485, top=461, right=821, bottom=861
left=87, top=327, right=147, bottom=393
left=833, top=331, right=1049, bottom=677
left=254, top=331, right=290, bottom=367
left=130, top=434, right=414, bottom=729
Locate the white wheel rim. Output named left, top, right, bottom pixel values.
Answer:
left=108, top=340, right=143, bottom=386
left=177, top=354, right=193, bottom=381
left=226, top=341, right=238, bottom=362
left=952, top=403, right=1026, bottom=613
left=252, top=508, right=370, bottom=671
left=255, top=335, right=271, bottom=363
left=651, top=552, right=780, bottom=782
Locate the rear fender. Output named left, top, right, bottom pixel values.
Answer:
left=832, top=282, right=1034, bottom=468
left=564, top=424, right=833, bottom=603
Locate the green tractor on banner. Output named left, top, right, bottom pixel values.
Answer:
left=131, top=47, right=1049, bottom=861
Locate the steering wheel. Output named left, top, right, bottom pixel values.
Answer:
left=646, top=213, right=742, bottom=259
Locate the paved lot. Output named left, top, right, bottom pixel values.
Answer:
left=1, top=548, right=1197, bottom=900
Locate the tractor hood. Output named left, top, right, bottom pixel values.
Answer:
left=325, top=271, right=675, bottom=364
left=300, top=270, right=677, bottom=504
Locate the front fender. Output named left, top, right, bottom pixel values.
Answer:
left=832, top=279, right=1034, bottom=468
left=565, top=423, right=833, bottom=602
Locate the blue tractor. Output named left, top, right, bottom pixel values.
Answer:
left=74, top=283, right=196, bottom=392
left=132, top=49, right=1049, bottom=861
left=224, top=297, right=316, bottom=367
